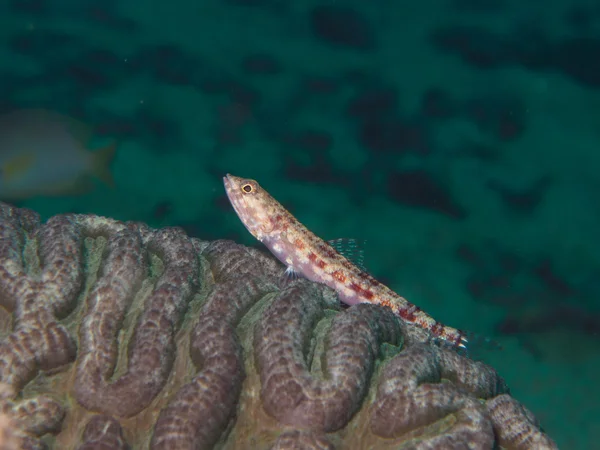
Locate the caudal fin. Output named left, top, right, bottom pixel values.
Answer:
left=90, top=142, right=117, bottom=188
left=445, top=330, right=502, bottom=359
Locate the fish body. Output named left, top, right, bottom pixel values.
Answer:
left=0, top=109, right=115, bottom=199
left=223, top=174, right=467, bottom=349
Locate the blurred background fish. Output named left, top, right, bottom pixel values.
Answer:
left=0, top=109, right=116, bottom=200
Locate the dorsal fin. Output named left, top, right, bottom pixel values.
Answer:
left=328, top=238, right=367, bottom=271
left=64, top=115, right=93, bottom=145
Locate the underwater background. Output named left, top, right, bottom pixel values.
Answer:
left=1, top=0, right=599, bottom=448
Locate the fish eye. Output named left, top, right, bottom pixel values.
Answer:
left=241, top=181, right=257, bottom=194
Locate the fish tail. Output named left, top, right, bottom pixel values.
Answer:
left=442, top=329, right=502, bottom=358
left=91, top=142, right=117, bottom=188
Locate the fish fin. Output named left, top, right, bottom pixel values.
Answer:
left=2, top=153, right=37, bottom=183
left=50, top=177, right=95, bottom=196
left=278, top=265, right=302, bottom=288
left=284, top=265, right=300, bottom=279
left=90, top=142, right=117, bottom=188
left=65, top=115, right=93, bottom=144
left=462, top=330, right=502, bottom=352
left=438, top=330, right=502, bottom=359
left=328, top=238, right=367, bottom=271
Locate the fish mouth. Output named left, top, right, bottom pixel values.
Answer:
left=223, top=173, right=259, bottom=238
left=223, top=174, right=236, bottom=195
left=223, top=173, right=243, bottom=191
left=223, top=174, right=234, bottom=200
left=223, top=173, right=244, bottom=214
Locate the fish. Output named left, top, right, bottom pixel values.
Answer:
left=223, top=174, right=468, bottom=349
left=0, top=109, right=116, bottom=200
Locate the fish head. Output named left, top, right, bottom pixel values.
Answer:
left=223, top=174, right=288, bottom=242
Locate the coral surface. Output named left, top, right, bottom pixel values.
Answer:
left=0, top=203, right=556, bottom=449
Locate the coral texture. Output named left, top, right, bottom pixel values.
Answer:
left=0, top=202, right=556, bottom=449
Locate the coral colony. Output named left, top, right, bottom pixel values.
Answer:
left=0, top=202, right=556, bottom=448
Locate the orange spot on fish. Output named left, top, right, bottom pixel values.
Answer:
left=399, top=308, right=416, bottom=321
left=317, top=259, right=327, bottom=269
left=416, top=318, right=429, bottom=329
left=379, top=299, right=392, bottom=309
left=363, top=289, right=374, bottom=300
left=349, top=282, right=362, bottom=293
left=349, top=282, right=374, bottom=301
left=294, top=238, right=305, bottom=250
left=430, top=322, right=443, bottom=336
left=332, top=270, right=346, bottom=283
left=308, top=252, right=317, bottom=262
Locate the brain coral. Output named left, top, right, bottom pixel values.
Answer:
left=0, top=202, right=557, bottom=449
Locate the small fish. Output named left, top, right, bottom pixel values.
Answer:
left=223, top=174, right=468, bottom=349
left=0, top=109, right=116, bottom=200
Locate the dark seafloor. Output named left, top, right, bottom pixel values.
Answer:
left=0, top=0, right=599, bottom=448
